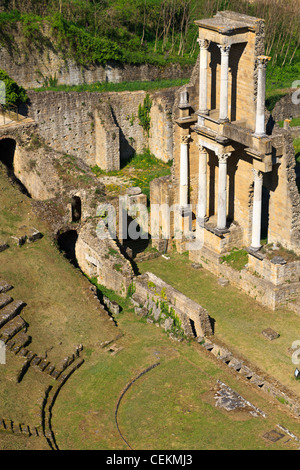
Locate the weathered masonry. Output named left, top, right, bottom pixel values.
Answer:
left=151, top=11, right=300, bottom=310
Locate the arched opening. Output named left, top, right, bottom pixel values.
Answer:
left=0, top=138, right=30, bottom=196
left=57, top=230, right=78, bottom=267
left=71, top=196, right=82, bottom=223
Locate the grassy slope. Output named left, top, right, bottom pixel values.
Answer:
left=0, top=166, right=118, bottom=449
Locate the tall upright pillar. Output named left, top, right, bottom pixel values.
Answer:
left=254, top=56, right=270, bottom=137
left=197, top=144, right=208, bottom=223
left=251, top=169, right=263, bottom=250
left=217, top=152, right=230, bottom=230
left=197, top=39, right=210, bottom=115
left=218, top=45, right=231, bottom=122
left=179, top=134, right=190, bottom=207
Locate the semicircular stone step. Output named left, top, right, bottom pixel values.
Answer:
left=0, top=300, right=26, bottom=328
left=0, top=294, right=13, bottom=310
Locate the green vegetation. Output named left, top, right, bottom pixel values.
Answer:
left=0, top=1, right=299, bottom=95
left=0, top=69, right=28, bottom=108
left=138, top=94, right=152, bottom=136
left=278, top=117, right=300, bottom=128
left=138, top=252, right=300, bottom=396
left=34, top=78, right=188, bottom=94
left=91, top=149, right=172, bottom=203
left=221, top=247, right=249, bottom=272
left=294, top=138, right=300, bottom=163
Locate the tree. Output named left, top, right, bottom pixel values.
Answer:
left=0, top=69, right=28, bottom=108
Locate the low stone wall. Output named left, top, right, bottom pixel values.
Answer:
left=200, top=338, right=300, bottom=418
left=132, top=272, right=213, bottom=338
left=190, top=245, right=300, bottom=311
left=248, top=255, right=300, bottom=286
left=272, top=91, right=300, bottom=122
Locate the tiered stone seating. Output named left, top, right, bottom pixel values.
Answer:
left=0, top=299, right=26, bottom=329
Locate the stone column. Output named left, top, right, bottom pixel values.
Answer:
left=217, top=152, right=231, bottom=230
left=179, top=135, right=190, bottom=207
left=251, top=169, right=263, bottom=250
left=197, top=39, right=210, bottom=115
left=218, top=45, right=231, bottom=122
left=254, top=56, right=270, bottom=136
left=197, top=144, right=208, bottom=223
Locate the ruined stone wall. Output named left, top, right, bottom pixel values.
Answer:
left=149, top=88, right=176, bottom=163
left=75, top=221, right=134, bottom=297
left=272, top=91, right=300, bottom=122
left=190, top=245, right=300, bottom=311
left=1, top=38, right=193, bottom=89
left=133, top=272, right=213, bottom=337
left=267, top=131, right=300, bottom=254
left=27, top=89, right=175, bottom=170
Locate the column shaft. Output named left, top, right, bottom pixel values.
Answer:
left=218, top=45, right=231, bottom=122
left=254, top=56, right=270, bottom=136
left=197, top=39, right=210, bottom=115
left=179, top=135, right=190, bottom=207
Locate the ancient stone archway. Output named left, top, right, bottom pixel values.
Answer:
left=57, top=230, right=79, bottom=267
left=0, top=137, right=30, bottom=196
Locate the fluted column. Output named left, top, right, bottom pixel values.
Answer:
left=179, top=134, right=190, bottom=207
left=217, top=152, right=231, bottom=230
left=251, top=169, right=263, bottom=250
left=254, top=56, right=270, bottom=136
left=197, top=144, right=208, bottom=223
left=218, top=45, right=231, bottom=122
left=197, top=39, right=210, bottom=115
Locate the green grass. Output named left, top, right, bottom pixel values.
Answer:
left=92, top=149, right=172, bottom=203
left=1, top=168, right=300, bottom=451
left=51, top=307, right=300, bottom=450
left=33, top=78, right=189, bottom=93
left=221, top=248, right=249, bottom=272
left=278, top=117, right=300, bottom=128
left=293, top=138, right=300, bottom=163
left=138, top=252, right=300, bottom=396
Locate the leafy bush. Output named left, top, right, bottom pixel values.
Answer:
left=0, top=69, right=28, bottom=108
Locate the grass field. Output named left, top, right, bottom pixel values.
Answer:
left=1, top=167, right=300, bottom=450
left=138, top=253, right=300, bottom=396
left=52, top=308, right=300, bottom=450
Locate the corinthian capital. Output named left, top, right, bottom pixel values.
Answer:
left=217, top=152, right=231, bottom=163
left=196, top=142, right=207, bottom=153
left=197, top=38, right=210, bottom=50
left=257, top=55, right=271, bottom=68
left=218, top=44, right=231, bottom=56
left=181, top=134, right=191, bottom=144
